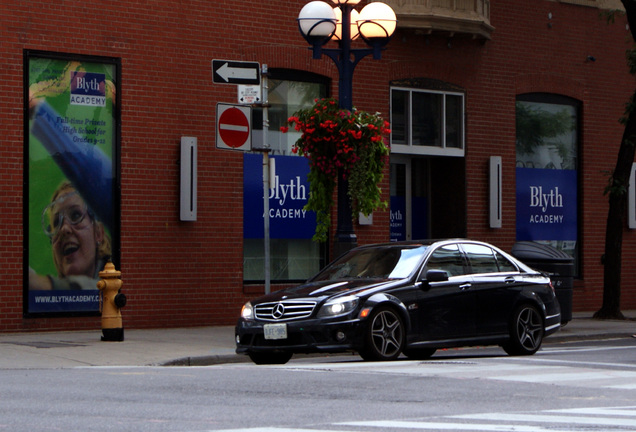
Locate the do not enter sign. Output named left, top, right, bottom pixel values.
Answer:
left=216, top=103, right=252, bottom=151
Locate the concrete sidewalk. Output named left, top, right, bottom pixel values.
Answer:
left=0, top=311, right=634, bottom=369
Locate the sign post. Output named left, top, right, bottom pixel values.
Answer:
left=213, top=61, right=272, bottom=293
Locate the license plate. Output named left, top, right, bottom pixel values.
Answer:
left=264, top=323, right=287, bottom=340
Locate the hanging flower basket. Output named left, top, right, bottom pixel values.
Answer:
left=281, top=98, right=390, bottom=242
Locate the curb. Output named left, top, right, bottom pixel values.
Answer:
left=161, top=354, right=248, bottom=367
left=160, top=331, right=636, bottom=366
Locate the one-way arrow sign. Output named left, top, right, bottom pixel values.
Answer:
left=212, top=60, right=260, bottom=85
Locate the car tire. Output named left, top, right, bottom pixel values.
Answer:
left=402, top=348, right=436, bottom=360
left=248, top=351, right=293, bottom=365
left=502, top=304, right=544, bottom=356
left=359, top=307, right=405, bottom=361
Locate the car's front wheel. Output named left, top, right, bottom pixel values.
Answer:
left=359, top=307, right=405, bottom=361
left=248, top=351, right=293, bottom=365
left=502, top=304, right=544, bottom=356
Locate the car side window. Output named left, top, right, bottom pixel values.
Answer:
left=425, top=244, right=465, bottom=277
left=463, top=244, right=500, bottom=274
left=494, top=251, right=518, bottom=272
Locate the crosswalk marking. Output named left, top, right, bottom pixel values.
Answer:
left=214, top=406, right=636, bottom=432
left=212, top=429, right=351, bottom=432
left=338, top=419, right=587, bottom=431
left=216, top=351, right=636, bottom=431
left=492, top=369, right=636, bottom=383
left=549, top=406, right=636, bottom=416
left=609, top=383, right=636, bottom=389
left=274, top=349, right=636, bottom=391
left=210, top=406, right=636, bottom=432
left=453, top=412, right=636, bottom=428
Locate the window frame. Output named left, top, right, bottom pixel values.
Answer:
left=390, top=86, right=465, bottom=157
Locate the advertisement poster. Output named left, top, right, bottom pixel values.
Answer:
left=243, top=153, right=315, bottom=239
left=390, top=196, right=406, bottom=242
left=25, top=52, right=119, bottom=314
left=516, top=167, right=577, bottom=242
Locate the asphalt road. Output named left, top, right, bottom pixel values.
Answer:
left=1, top=337, right=634, bottom=432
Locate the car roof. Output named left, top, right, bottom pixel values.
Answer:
left=352, top=239, right=532, bottom=271
left=354, top=239, right=478, bottom=249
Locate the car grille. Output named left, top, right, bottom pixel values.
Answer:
left=254, top=301, right=317, bottom=321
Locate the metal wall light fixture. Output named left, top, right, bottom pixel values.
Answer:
left=297, top=0, right=397, bottom=254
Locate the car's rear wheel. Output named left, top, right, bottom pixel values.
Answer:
left=403, top=348, right=437, bottom=360
left=248, top=351, right=293, bottom=365
left=359, top=307, right=404, bottom=361
left=502, top=304, right=544, bottom=356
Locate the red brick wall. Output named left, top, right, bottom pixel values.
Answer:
left=1, top=0, right=634, bottom=332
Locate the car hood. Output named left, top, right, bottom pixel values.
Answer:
left=251, top=278, right=404, bottom=304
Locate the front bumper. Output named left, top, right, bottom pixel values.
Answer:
left=235, top=317, right=363, bottom=355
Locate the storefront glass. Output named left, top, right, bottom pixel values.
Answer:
left=243, top=71, right=328, bottom=282
left=515, top=94, right=579, bottom=267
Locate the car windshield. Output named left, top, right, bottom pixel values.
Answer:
left=312, top=246, right=429, bottom=281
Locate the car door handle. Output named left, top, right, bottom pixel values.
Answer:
left=459, top=283, right=471, bottom=291
left=505, top=277, right=516, bottom=284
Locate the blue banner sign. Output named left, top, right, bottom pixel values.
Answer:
left=28, top=291, right=100, bottom=313
left=244, top=153, right=316, bottom=239
left=390, top=196, right=406, bottom=241
left=516, top=167, right=577, bottom=241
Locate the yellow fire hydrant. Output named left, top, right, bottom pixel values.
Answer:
left=97, top=261, right=126, bottom=341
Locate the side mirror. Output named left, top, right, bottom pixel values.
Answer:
left=424, top=269, right=449, bottom=283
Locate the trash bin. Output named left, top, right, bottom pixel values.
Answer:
left=511, top=241, right=574, bottom=324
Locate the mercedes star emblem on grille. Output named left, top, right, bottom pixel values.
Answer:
left=272, top=303, right=285, bottom=319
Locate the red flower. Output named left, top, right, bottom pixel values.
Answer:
left=280, top=126, right=289, bottom=133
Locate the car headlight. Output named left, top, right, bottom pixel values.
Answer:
left=317, top=296, right=359, bottom=318
left=241, top=302, right=253, bottom=320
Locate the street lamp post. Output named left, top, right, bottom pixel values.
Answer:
left=297, top=0, right=396, bottom=257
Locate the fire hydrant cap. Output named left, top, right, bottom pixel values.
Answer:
left=99, top=261, right=121, bottom=278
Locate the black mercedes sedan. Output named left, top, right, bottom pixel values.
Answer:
left=235, top=239, right=561, bottom=364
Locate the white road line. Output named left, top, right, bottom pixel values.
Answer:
left=548, top=406, right=636, bottom=416
left=541, top=344, right=636, bottom=354
left=608, top=383, right=636, bottom=389
left=338, top=419, right=587, bottom=431
left=284, top=360, right=636, bottom=388
left=530, top=352, right=636, bottom=369
left=492, top=369, right=636, bottom=383
left=212, top=406, right=636, bottom=432
left=453, top=413, right=636, bottom=428
left=212, top=429, right=351, bottom=432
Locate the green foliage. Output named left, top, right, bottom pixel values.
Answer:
left=515, top=103, right=575, bottom=155
left=283, top=98, right=390, bottom=242
left=599, top=8, right=624, bottom=24
left=627, top=47, right=636, bottom=75
left=604, top=172, right=628, bottom=197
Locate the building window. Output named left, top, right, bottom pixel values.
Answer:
left=515, top=93, right=579, bottom=270
left=243, top=70, right=328, bottom=283
left=390, top=87, right=465, bottom=156
left=252, top=70, right=329, bottom=156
